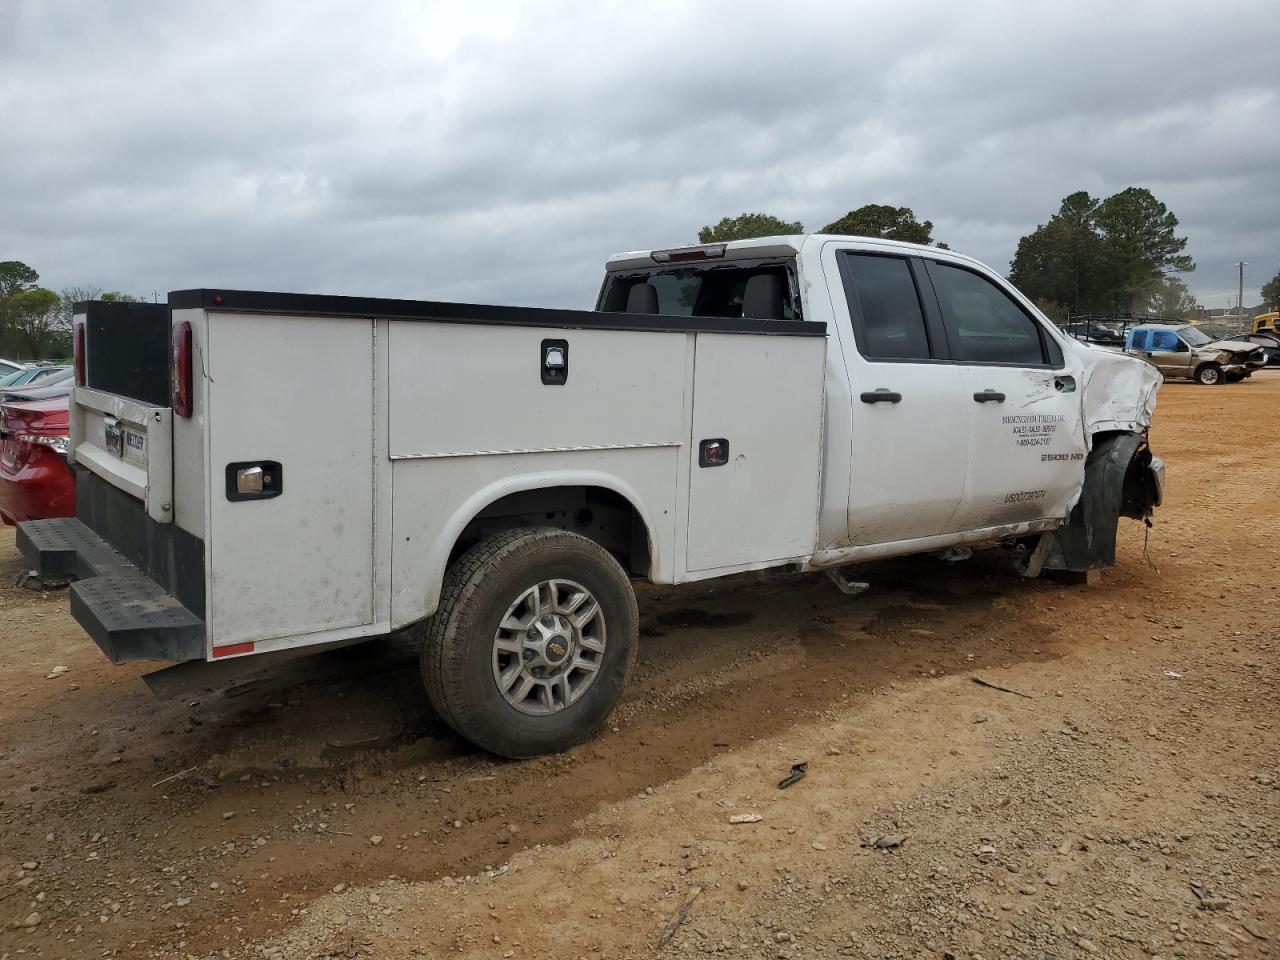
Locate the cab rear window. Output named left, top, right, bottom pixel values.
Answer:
left=599, top=260, right=800, bottom=321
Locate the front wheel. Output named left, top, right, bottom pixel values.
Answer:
left=419, top=528, right=638, bottom=758
left=1195, top=363, right=1222, bottom=385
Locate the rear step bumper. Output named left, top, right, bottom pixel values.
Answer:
left=17, top=518, right=204, bottom=664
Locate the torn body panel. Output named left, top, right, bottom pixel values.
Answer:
left=1076, top=343, right=1162, bottom=437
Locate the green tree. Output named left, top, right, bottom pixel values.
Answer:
left=1008, top=192, right=1110, bottom=314
left=697, top=212, right=803, bottom=243
left=822, top=204, right=935, bottom=244
left=1147, top=276, right=1197, bottom=320
left=1261, top=269, right=1280, bottom=310
left=1009, top=188, right=1193, bottom=314
left=0, top=260, right=44, bottom=357
left=1093, top=187, right=1194, bottom=313
left=0, top=261, right=39, bottom=299
left=8, top=287, right=63, bottom=358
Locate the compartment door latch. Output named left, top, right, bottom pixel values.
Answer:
left=226, top=461, right=282, bottom=501
left=541, top=338, right=569, bottom=385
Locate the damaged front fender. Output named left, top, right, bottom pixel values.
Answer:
left=1078, top=344, right=1162, bottom=436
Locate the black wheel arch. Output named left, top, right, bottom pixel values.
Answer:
left=1037, top=431, right=1157, bottom=573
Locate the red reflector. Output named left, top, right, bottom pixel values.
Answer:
left=212, top=294, right=223, bottom=305
left=171, top=321, right=193, bottom=417
left=650, top=243, right=727, bottom=263
left=213, top=642, right=255, bottom=658
left=73, top=324, right=86, bottom=386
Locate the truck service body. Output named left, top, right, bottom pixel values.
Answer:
left=18, top=235, right=1165, bottom=756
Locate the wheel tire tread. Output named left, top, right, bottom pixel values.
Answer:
left=417, top=527, right=637, bottom=757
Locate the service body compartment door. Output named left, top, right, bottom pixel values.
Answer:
left=685, top=333, right=825, bottom=572
left=206, top=313, right=375, bottom=646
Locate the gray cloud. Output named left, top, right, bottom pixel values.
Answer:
left=2, top=0, right=1277, bottom=310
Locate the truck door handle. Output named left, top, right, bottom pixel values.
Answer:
left=860, top=389, right=902, bottom=404
left=972, top=390, right=1005, bottom=403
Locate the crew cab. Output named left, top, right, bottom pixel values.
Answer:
left=18, top=236, right=1165, bottom=758
left=1124, top=323, right=1266, bottom=384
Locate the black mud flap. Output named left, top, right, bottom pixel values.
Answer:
left=1033, top=433, right=1151, bottom=574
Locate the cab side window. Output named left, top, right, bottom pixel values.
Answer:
left=1151, top=330, right=1180, bottom=352
left=1130, top=330, right=1150, bottom=351
left=927, top=262, right=1059, bottom=366
left=838, top=253, right=933, bottom=361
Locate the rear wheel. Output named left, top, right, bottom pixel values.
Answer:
left=419, top=528, right=638, bottom=758
left=1195, top=363, right=1222, bottom=385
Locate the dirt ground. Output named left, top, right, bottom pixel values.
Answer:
left=1, top=375, right=1277, bottom=960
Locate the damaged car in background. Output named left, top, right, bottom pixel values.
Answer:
left=1124, top=323, right=1267, bottom=384
left=19, top=236, right=1164, bottom=758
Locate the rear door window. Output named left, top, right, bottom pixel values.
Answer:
left=1130, top=330, right=1150, bottom=351
left=839, top=253, right=933, bottom=361
left=926, top=262, right=1056, bottom=366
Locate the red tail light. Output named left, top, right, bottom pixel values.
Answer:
left=171, top=321, right=193, bottom=417
left=73, top=324, right=86, bottom=386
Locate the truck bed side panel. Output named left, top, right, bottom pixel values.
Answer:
left=387, top=322, right=687, bottom=626
left=387, top=324, right=686, bottom=457
left=205, top=313, right=375, bottom=646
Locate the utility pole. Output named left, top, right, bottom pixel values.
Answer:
left=1236, top=261, right=1248, bottom=332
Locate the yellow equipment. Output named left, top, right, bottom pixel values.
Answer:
left=1252, top=310, right=1279, bottom=334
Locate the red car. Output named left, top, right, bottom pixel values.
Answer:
left=0, top=396, right=74, bottom=525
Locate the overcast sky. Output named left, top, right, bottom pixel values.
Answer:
left=2, top=0, right=1278, bottom=311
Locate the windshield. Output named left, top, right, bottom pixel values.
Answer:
left=1180, top=326, right=1214, bottom=347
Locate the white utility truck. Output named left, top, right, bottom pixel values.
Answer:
left=19, top=235, right=1164, bottom=757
